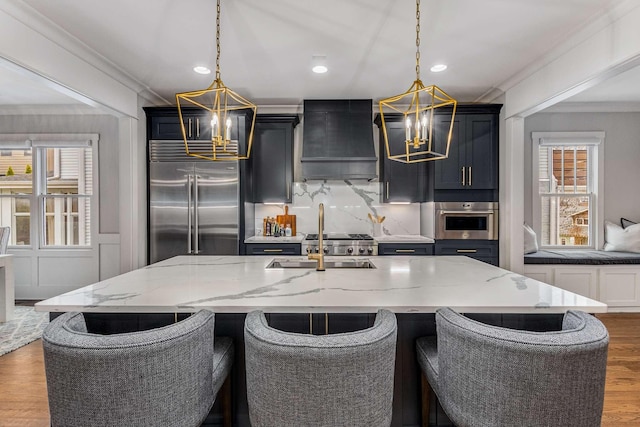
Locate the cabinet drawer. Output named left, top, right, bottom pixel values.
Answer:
left=245, top=243, right=301, bottom=255
left=378, top=243, right=434, bottom=256
left=435, top=240, right=498, bottom=257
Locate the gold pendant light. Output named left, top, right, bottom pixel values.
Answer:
left=175, top=0, right=257, bottom=161
left=378, top=0, right=457, bottom=164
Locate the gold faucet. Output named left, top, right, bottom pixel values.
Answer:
left=308, top=203, right=325, bottom=271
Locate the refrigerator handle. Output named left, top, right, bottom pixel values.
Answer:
left=187, top=174, right=193, bottom=254
left=194, top=174, right=199, bottom=254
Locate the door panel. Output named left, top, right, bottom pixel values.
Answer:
left=433, top=115, right=464, bottom=189
left=149, top=162, right=193, bottom=263
left=466, top=114, right=497, bottom=189
left=195, top=163, right=239, bottom=255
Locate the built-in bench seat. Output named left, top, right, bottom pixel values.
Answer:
left=524, top=249, right=640, bottom=312
left=525, top=249, right=640, bottom=265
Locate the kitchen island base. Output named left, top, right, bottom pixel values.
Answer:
left=66, top=311, right=563, bottom=427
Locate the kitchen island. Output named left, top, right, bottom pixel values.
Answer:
left=36, top=256, right=607, bottom=426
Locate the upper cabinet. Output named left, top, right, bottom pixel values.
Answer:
left=251, top=115, right=300, bottom=203
left=374, top=114, right=429, bottom=203
left=433, top=105, right=502, bottom=199
left=148, top=109, right=211, bottom=141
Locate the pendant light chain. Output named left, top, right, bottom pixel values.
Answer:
left=415, top=0, right=421, bottom=81
left=215, top=0, right=221, bottom=81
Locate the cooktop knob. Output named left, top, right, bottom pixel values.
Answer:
left=358, top=248, right=365, bottom=254
left=323, top=247, right=329, bottom=254
left=315, top=248, right=319, bottom=253
left=367, top=247, right=373, bottom=254
left=347, top=247, right=353, bottom=254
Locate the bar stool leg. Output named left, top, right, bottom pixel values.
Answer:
left=221, top=375, right=232, bottom=427
left=421, top=372, right=431, bottom=427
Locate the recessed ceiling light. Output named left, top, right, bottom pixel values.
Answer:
left=193, top=66, right=211, bottom=75
left=311, top=55, right=328, bottom=74
left=430, top=64, right=447, bottom=73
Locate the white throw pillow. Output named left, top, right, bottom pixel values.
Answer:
left=524, top=224, right=538, bottom=254
left=603, top=221, right=640, bottom=253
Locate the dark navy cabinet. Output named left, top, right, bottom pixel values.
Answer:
left=374, top=114, right=430, bottom=203
left=434, top=240, right=498, bottom=266
left=148, top=110, right=211, bottom=141
left=251, top=115, right=299, bottom=203
left=378, top=243, right=434, bottom=255
left=245, top=243, right=301, bottom=255
left=433, top=104, right=501, bottom=202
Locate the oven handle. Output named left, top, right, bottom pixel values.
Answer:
left=438, top=210, right=496, bottom=215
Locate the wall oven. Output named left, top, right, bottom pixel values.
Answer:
left=435, top=202, right=499, bottom=240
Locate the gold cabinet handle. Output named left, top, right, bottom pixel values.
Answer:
left=456, top=249, right=477, bottom=253
left=395, top=249, right=416, bottom=253
left=287, top=182, right=290, bottom=200
left=461, top=167, right=465, bottom=186
left=188, top=118, right=192, bottom=138
left=468, top=166, right=472, bottom=187
left=263, top=249, right=283, bottom=252
left=386, top=182, right=390, bottom=200
left=196, top=118, right=200, bottom=138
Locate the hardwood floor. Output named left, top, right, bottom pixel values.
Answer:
left=0, top=314, right=639, bottom=426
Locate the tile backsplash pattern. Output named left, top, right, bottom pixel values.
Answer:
left=254, top=180, right=420, bottom=236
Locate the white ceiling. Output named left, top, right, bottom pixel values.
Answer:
left=2, top=0, right=638, bottom=108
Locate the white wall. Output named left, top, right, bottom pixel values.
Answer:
left=0, top=113, right=121, bottom=298
left=523, top=112, right=640, bottom=246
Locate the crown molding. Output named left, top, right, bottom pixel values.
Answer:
left=0, top=0, right=170, bottom=106
left=496, top=0, right=640, bottom=95
left=541, top=101, right=640, bottom=113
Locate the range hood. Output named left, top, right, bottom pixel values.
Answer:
left=301, top=99, right=377, bottom=180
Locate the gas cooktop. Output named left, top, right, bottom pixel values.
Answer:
left=301, top=233, right=377, bottom=255
left=305, top=233, right=374, bottom=241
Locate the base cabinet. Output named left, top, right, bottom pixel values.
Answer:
left=523, top=264, right=640, bottom=310
left=378, top=243, right=434, bottom=256
left=245, top=243, right=301, bottom=255
left=434, top=240, right=498, bottom=265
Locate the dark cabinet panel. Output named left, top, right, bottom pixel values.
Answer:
left=245, top=243, right=301, bottom=255
left=433, top=105, right=501, bottom=195
left=378, top=243, right=434, bottom=255
left=434, top=239, right=498, bottom=265
left=149, top=112, right=211, bottom=141
left=251, top=115, right=299, bottom=203
left=375, top=115, right=428, bottom=203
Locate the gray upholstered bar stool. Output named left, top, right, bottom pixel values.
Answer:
left=42, top=309, right=233, bottom=427
left=244, top=309, right=397, bottom=427
left=416, top=307, right=609, bottom=427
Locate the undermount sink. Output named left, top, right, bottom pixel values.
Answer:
left=266, top=258, right=377, bottom=269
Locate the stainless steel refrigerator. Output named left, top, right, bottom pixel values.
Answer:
left=148, top=140, right=239, bottom=263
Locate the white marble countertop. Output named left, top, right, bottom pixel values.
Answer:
left=244, top=235, right=305, bottom=243
left=35, top=255, right=607, bottom=314
left=375, top=235, right=435, bottom=243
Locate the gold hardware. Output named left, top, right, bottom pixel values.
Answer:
left=468, top=166, right=472, bottom=186
left=456, top=249, right=477, bottom=253
left=308, top=203, right=325, bottom=271
left=396, top=249, right=415, bottom=253
left=386, top=182, right=390, bottom=199
left=325, top=313, right=329, bottom=335
left=378, top=0, right=457, bottom=164
left=309, top=313, right=313, bottom=334
left=176, top=0, right=257, bottom=161
left=196, top=118, right=200, bottom=139
left=263, top=249, right=283, bottom=252
left=287, top=182, right=290, bottom=200
left=461, top=167, right=465, bottom=186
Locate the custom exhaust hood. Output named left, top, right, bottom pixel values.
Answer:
left=301, top=99, right=377, bottom=180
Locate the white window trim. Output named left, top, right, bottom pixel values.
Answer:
left=0, top=133, right=99, bottom=252
left=531, top=131, right=604, bottom=249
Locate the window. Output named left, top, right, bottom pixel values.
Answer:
left=532, top=132, right=603, bottom=249
left=0, top=135, right=96, bottom=248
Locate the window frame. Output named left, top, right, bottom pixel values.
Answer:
left=0, top=133, right=98, bottom=251
left=531, top=131, right=604, bottom=250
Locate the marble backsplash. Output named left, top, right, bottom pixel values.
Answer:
left=253, top=180, right=422, bottom=237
